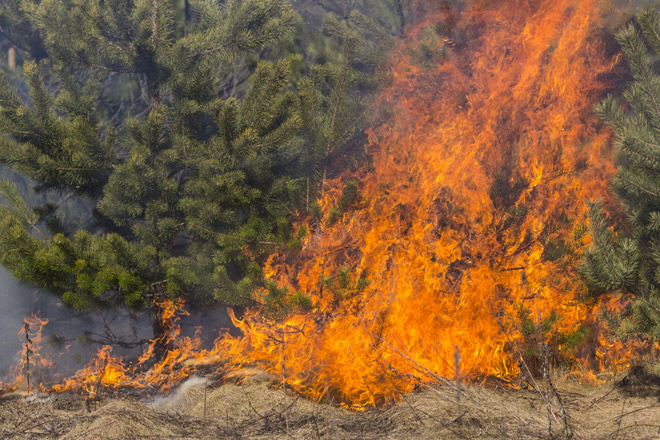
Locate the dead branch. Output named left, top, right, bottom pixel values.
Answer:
left=378, top=336, right=464, bottom=395
left=23, top=320, right=31, bottom=396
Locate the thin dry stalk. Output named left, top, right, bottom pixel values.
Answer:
left=453, top=345, right=463, bottom=403
left=281, top=328, right=286, bottom=393
left=312, top=405, right=322, bottom=440
left=378, top=336, right=464, bottom=396
left=281, top=328, right=290, bottom=438
left=541, top=342, right=554, bottom=438
left=497, top=317, right=564, bottom=438
left=325, top=382, right=340, bottom=440
left=497, top=318, right=544, bottom=397
left=540, top=342, right=572, bottom=438
left=203, top=378, right=207, bottom=419
left=23, top=321, right=31, bottom=396
left=614, top=399, right=625, bottom=440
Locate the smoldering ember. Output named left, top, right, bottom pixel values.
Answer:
left=2, top=0, right=660, bottom=439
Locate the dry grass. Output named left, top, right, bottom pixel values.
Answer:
left=1, top=366, right=660, bottom=439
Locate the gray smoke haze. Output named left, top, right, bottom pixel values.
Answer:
left=606, top=0, right=659, bottom=28
left=0, top=266, right=151, bottom=379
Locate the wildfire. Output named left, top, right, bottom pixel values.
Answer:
left=0, top=0, right=648, bottom=408
left=50, top=299, right=201, bottom=398
left=215, top=0, right=646, bottom=407
left=0, top=315, right=50, bottom=396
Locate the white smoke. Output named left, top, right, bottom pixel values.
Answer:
left=148, top=376, right=207, bottom=411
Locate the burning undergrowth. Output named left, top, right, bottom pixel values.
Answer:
left=213, top=0, right=651, bottom=407
left=0, top=300, right=232, bottom=401
left=0, top=0, right=654, bottom=409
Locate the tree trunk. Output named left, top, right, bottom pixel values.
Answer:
left=151, top=301, right=172, bottom=359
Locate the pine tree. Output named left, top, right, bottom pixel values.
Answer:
left=581, top=7, right=660, bottom=340
left=0, top=0, right=301, bottom=347
left=256, top=0, right=394, bottom=313
left=0, top=0, right=393, bottom=341
left=294, top=1, right=393, bottom=219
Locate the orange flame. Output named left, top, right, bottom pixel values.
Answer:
left=1, top=0, right=647, bottom=407
left=51, top=298, right=201, bottom=398
left=0, top=315, right=50, bottom=396
left=214, top=0, right=645, bottom=407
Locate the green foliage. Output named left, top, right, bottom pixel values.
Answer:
left=327, top=206, right=342, bottom=225
left=325, top=265, right=368, bottom=301
left=0, top=0, right=397, bottom=334
left=338, top=180, right=358, bottom=212
left=0, top=61, right=116, bottom=197
left=309, top=200, right=322, bottom=221
left=295, top=2, right=393, bottom=211
left=0, top=179, right=158, bottom=312
left=0, top=0, right=302, bottom=316
left=516, top=307, right=591, bottom=368
left=558, top=324, right=591, bottom=352
left=262, top=279, right=312, bottom=318
left=408, top=24, right=448, bottom=68
left=287, top=224, right=308, bottom=251
left=582, top=7, right=660, bottom=340
left=322, top=180, right=361, bottom=226
left=288, top=291, right=313, bottom=311
left=261, top=262, right=368, bottom=317
left=520, top=310, right=559, bottom=337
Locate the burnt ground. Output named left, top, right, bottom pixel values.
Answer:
left=1, top=367, right=660, bottom=439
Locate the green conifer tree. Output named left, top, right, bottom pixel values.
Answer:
left=297, top=7, right=391, bottom=206
left=258, top=0, right=395, bottom=314
left=0, top=0, right=396, bottom=342
left=0, top=0, right=301, bottom=347
left=582, top=7, right=660, bottom=340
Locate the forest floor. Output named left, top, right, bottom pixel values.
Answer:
left=1, top=366, right=660, bottom=439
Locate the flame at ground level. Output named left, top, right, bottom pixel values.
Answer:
left=0, top=0, right=652, bottom=408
